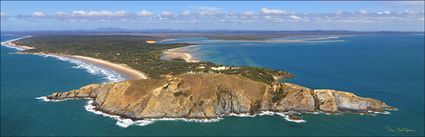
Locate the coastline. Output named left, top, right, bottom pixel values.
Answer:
left=10, top=36, right=308, bottom=127
left=161, top=45, right=200, bottom=62
left=160, top=35, right=346, bottom=63
left=0, top=36, right=34, bottom=50
left=1, top=36, right=147, bottom=81
left=3, top=35, right=400, bottom=130
left=44, top=97, right=306, bottom=128
left=67, top=55, right=147, bottom=80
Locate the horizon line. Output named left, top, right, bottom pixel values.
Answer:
left=1, top=29, right=424, bottom=33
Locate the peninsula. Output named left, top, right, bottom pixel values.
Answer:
left=14, top=35, right=291, bottom=83
left=8, top=35, right=395, bottom=122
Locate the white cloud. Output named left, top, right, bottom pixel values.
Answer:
left=402, top=10, right=416, bottom=15
left=7, top=8, right=424, bottom=27
left=260, top=8, right=287, bottom=14
left=0, top=12, right=5, bottom=17
left=32, top=12, right=45, bottom=17
left=68, top=10, right=129, bottom=17
left=357, top=9, right=369, bottom=15
left=335, top=10, right=343, bottom=15
left=335, top=10, right=350, bottom=16
left=160, top=11, right=172, bottom=16
left=289, top=15, right=301, bottom=20
left=243, top=11, right=255, bottom=16
left=181, top=10, right=191, bottom=16
left=87, top=10, right=112, bottom=16
left=113, top=11, right=129, bottom=16
left=55, top=12, right=68, bottom=17
left=195, top=6, right=222, bottom=16
left=138, top=10, right=153, bottom=17
left=377, top=11, right=390, bottom=15
left=71, top=10, right=86, bottom=16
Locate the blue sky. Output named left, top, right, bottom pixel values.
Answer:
left=1, top=1, right=424, bottom=31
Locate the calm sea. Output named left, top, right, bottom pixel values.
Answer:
left=1, top=34, right=424, bottom=136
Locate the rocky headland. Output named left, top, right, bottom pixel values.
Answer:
left=45, top=73, right=395, bottom=121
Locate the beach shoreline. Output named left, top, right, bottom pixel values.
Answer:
left=1, top=36, right=34, bottom=50
left=161, top=45, right=200, bottom=62
left=2, top=36, right=147, bottom=81
left=68, top=55, right=147, bottom=80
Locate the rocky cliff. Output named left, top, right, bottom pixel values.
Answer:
left=46, top=73, right=394, bottom=120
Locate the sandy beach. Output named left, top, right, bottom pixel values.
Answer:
left=2, top=37, right=147, bottom=80
left=161, top=46, right=199, bottom=62
left=68, top=55, right=147, bottom=80
left=0, top=36, right=35, bottom=50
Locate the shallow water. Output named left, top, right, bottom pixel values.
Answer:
left=165, top=34, right=425, bottom=136
left=1, top=34, right=424, bottom=136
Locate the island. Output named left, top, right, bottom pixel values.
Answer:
left=8, top=35, right=395, bottom=122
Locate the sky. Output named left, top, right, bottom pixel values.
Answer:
left=1, top=1, right=424, bottom=31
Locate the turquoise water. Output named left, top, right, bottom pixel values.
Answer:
left=1, top=34, right=424, bottom=136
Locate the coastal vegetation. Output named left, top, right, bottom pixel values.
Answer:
left=14, top=35, right=291, bottom=83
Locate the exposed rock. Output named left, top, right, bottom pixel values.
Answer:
left=46, top=73, right=395, bottom=120
left=273, top=83, right=316, bottom=112
left=314, top=89, right=338, bottom=112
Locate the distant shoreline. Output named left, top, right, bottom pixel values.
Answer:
left=1, top=36, right=147, bottom=81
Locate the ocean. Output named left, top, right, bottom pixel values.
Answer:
left=1, top=34, right=424, bottom=136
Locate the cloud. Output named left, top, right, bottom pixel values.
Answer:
left=6, top=7, right=424, bottom=26
left=41, top=10, right=131, bottom=18
left=69, top=10, right=129, bottom=17
left=260, top=8, right=287, bottom=14
left=357, top=9, right=368, bottom=15
left=181, top=10, right=191, bottom=16
left=32, top=12, right=46, bottom=17
left=70, top=10, right=85, bottom=16
left=0, top=12, right=8, bottom=21
left=289, top=15, right=301, bottom=20
left=195, top=6, right=223, bottom=16
left=112, top=11, right=128, bottom=16
left=160, top=11, right=173, bottom=16
left=138, top=10, right=153, bottom=17
left=401, top=10, right=417, bottom=15
left=377, top=11, right=390, bottom=15
left=55, top=12, right=68, bottom=17
left=243, top=11, right=256, bottom=16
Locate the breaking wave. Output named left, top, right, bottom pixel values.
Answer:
left=38, top=95, right=392, bottom=128
left=83, top=100, right=223, bottom=128
left=1, top=43, right=25, bottom=51
left=36, top=54, right=125, bottom=82
left=82, top=99, right=306, bottom=128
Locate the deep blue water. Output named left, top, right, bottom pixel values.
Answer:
left=1, top=34, right=424, bottom=136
